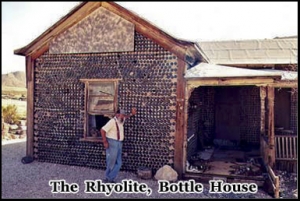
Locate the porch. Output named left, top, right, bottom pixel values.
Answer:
left=182, top=63, right=297, bottom=198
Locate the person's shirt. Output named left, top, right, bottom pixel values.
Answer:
left=102, top=117, right=125, bottom=141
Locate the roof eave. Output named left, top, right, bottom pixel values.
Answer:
left=14, top=47, right=26, bottom=56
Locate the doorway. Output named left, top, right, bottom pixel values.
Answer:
left=215, top=87, right=241, bottom=142
left=186, top=86, right=262, bottom=178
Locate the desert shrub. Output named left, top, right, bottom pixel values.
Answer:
left=2, top=104, right=20, bottom=124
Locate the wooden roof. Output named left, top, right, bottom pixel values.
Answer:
left=14, top=1, right=206, bottom=65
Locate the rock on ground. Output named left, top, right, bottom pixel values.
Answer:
left=154, top=165, right=178, bottom=182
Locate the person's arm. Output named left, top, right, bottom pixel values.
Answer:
left=125, top=107, right=137, bottom=119
left=100, top=129, right=109, bottom=149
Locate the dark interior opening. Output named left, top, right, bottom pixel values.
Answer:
left=214, top=87, right=241, bottom=144
left=274, top=88, right=291, bottom=129
left=186, top=86, right=262, bottom=177
left=187, top=86, right=261, bottom=154
left=95, top=115, right=110, bottom=130
left=89, top=115, right=110, bottom=137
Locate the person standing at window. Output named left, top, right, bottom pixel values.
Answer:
left=100, top=108, right=137, bottom=183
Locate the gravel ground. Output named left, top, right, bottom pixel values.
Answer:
left=1, top=140, right=294, bottom=199
left=277, top=170, right=297, bottom=198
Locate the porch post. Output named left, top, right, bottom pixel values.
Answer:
left=267, top=86, right=275, bottom=167
left=260, top=86, right=267, bottom=159
left=182, top=84, right=196, bottom=174
left=174, top=59, right=186, bottom=178
left=260, top=86, right=267, bottom=136
left=26, top=56, right=34, bottom=158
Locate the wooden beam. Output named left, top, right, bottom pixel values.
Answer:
left=79, top=78, right=121, bottom=82
left=174, top=58, right=187, bottom=178
left=26, top=56, right=34, bottom=158
left=220, top=64, right=276, bottom=68
left=267, top=86, right=275, bottom=168
left=31, top=43, right=49, bottom=60
left=267, top=165, right=280, bottom=198
left=186, top=77, right=275, bottom=88
left=272, top=81, right=298, bottom=88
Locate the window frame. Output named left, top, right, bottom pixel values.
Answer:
left=79, top=79, right=119, bottom=142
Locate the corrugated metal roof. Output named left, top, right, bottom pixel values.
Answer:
left=197, top=38, right=297, bottom=65
left=185, top=63, right=282, bottom=79
left=260, top=69, right=297, bottom=81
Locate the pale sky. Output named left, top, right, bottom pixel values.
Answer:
left=1, top=2, right=298, bottom=74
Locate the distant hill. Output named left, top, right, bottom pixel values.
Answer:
left=2, top=71, right=26, bottom=88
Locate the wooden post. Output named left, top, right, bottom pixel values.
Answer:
left=274, top=176, right=280, bottom=198
left=182, top=84, right=196, bottom=174
left=267, top=86, right=275, bottom=167
left=182, top=85, right=189, bottom=175
left=26, top=56, right=34, bottom=157
left=174, top=58, right=186, bottom=178
left=260, top=86, right=267, bottom=136
left=260, top=86, right=267, bottom=160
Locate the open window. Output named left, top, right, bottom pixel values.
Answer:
left=80, top=79, right=119, bottom=142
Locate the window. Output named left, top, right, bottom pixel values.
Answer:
left=80, top=79, right=119, bottom=142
